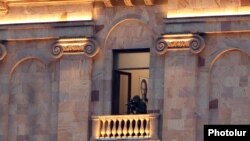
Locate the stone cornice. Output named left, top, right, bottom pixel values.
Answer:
left=4, top=0, right=93, bottom=6
left=0, top=21, right=94, bottom=40
left=0, top=0, right=92, bottom=16
left=155, top=34, right=205, bottom=55
left=164, top=15, right=250, bottom=34
left=102, top=0, right=166, bottom=7
left=2, top=0, right=166, bottom=8
left=52, top=38, right=99, bottom=59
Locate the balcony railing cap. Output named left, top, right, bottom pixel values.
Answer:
left=92, top=113, right=160, bottom=120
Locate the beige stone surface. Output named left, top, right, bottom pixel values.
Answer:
left=167, top=0, right=250, bottom=18
left=91, top=4, right=167, bottom=116
left=8, top=59, right=56, bottom=141
left=0, top=21, right=93, bottom=40
left=0, top=2, right=92, bottom=24
left=162, top=51, right=197, bottom=141
left=165, top=16, right=250, bottom=34
left=57, top=55, right=93, bottom=141
left=209, top=50, right=250, bottom=124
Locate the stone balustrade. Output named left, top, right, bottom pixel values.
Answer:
left=92, top=114, right=160, bottom=140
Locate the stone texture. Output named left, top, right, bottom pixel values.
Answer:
left=0, top=23, right=94, bottom=40
left=162, top=51, right=197, bottom=141
left=57, top=56, right=92, bottom=141
left=91, top=4, right=167, bottom=116
left=8, top=59, right=56, bottom=141
left=210, top=50, right=250, bottom=124
left=165, top=16, right=250, bottom=34
left=241, top=0, right=250, bottom=6
left=221, top=21, right=232, bottom=31
left=167, top=0, right=246, bottom=18
left=0, top=2, right=92, bottom=25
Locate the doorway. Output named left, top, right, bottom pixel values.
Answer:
left=112, top=49, right=150, bottom=115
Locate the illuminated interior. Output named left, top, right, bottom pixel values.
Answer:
left=113, top=50, right=150, bottom=115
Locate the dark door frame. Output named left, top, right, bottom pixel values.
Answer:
left=112, top=70, right=132, bottom=115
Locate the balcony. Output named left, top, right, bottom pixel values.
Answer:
left=91, top=114, right=160, bottom=141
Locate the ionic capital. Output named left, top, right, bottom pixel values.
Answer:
left=52, top=38, right=99, bottom=59
left=0, top=43, right=7, bottom=61
left=155, top=34, right=205, bottom=55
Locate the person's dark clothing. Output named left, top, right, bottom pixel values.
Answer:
left=127, top=95, right=147, bottom=114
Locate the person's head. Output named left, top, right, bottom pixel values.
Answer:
left=132, top=95, right=141, bottom=102
left=140, top=79, right=147, bottom=100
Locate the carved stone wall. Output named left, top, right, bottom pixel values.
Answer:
left=195, top=33, right=250, bottom=141
left=167, top=0, right=250, bottom=18
left=0, top=44, right=9, bottom=141
left=57, top=55, right=93, bottom=141
left=163, top=51, right=198, bottom=141
left=91, top=4, right=167, bottom=117
left=0, top=39, right=62, bottom=141
left=0, top=19, right=97, bottom=141
left=9, top=59, right=55, bottom=141
left=209, top=50, right=250, bottom=124
left=0, top=1, right=92, bottom=24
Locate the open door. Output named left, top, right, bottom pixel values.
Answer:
left=112, top=71, right=131, bottom=115
left=112, top=49, right=150, bottom=115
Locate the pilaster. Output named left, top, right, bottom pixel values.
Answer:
left=155, top=34, right=205, bottom=141
left=56, top=38, right=99, bottom=141
left=0, top=43, right=7, bottom=141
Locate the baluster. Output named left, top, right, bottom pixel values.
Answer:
left=134, top=119, right=139, bottom=138
left=110, top=120, right=115, bottom=138
left=111, top=120, right=116, bottom=138
left=143, top=119, right=147, bottom=137
left=105, top=120, right=108, bottom=138
left=128, top=119, right=133, bottom=138
left=120, top=120, right=124, bottom=138
left=106, top=119, right=111, bottom=138
left=145, top=118, right=150, bottom=137
left=117, top=119, right=122, bottom=138
left=122, top=119, right=127, bottom=138
left=139, top=118, right=144, bottom=138
left=100, top=119, right=106, bottom=138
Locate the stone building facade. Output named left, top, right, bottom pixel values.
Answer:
left=0, top=0, right=250, bottom=141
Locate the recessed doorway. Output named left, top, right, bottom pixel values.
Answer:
left=112, top=49, right=150, bottom=115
